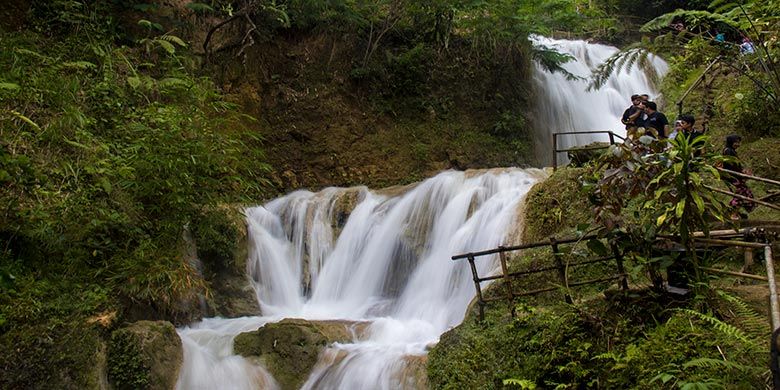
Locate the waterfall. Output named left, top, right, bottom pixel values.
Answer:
left=531, top=36, right=669, bottom=166
left=175, top=37, right=670, bottom=389
left=176, top=168, right=546, bottom=389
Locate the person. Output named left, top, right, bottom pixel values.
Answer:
left=740, top=36, right=755, bottom=55
left=643, top=101, right=669, bottom=139
left=621, top=94, right=644, bottom=139
left=678, top=115, right=701, bottom=143
left=668, top=119, right=683, bottom=140
left=722, top=134, right=755, bottom=218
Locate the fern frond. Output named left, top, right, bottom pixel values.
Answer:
left=682, top=357, right=757, bottom=373
left=674, top=308, right=753, bottom=345
left=716, top=290, right=769, bottom=340
left=640, top=10, right=739, bottom=33
left=531, top=43, right=581, bottom=81
left=588, top=45, right=646, bottom=90
left=160, top=35, right=187, bottom=47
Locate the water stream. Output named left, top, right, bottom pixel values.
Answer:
left=176, top=38, right=668, bottom=389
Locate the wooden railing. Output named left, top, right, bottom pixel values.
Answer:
left=552, top=130, right=625, bottom=170
left=451, top=235, right=628, bottom=321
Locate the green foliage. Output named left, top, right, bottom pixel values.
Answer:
left=191, top=207, right=242, bottom=275
left=429, top=289, right=770, bottom=389
left=523, top=167, right=593, bottom=242
left=584, top=133, right=729, bottom=288
left=592, top=0, right=780, bottom=134
left=0, top=2, right=271, bottom=384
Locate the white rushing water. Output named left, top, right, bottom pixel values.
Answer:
left=532, top=36, right=669, bottom=165
left=176, top=168, right=546, bottom=389
left=176, top=37, right=670, bottom=389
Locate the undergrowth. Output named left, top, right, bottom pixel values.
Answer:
left=0, top=2, right=271, bottom=387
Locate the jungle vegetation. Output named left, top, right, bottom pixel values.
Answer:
left=0, top=0, right=778, bottom=388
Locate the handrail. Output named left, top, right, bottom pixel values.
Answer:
left=552, top=130, right=624, bottom=170
left=452, top=234, right=625, bottom=320
left=717, top=168, right=780, bottom=187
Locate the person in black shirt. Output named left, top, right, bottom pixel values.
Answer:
left=621, top=94, right=644, bottom=139
left=643, top=101, right=669, bottom=139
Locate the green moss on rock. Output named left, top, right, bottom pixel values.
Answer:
left=233, top=318, right=369, bottom=390
left=0, top=322, right=105, bottom=389
left=522, top=167, right=593, bottom=242
left=108, top=321, right=182, bottom=390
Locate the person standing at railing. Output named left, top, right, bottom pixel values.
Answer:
left=621, top=94, right=645, bottom=140
left=643, top=101, right=669, bottom=139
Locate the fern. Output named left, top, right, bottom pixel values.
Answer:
left=531, top=43, right=581, bottom=81
left=640, top=10, right=740, bottom=33
left=682, top=357, right=755, bottom=373
left=673, top=308, right=754, bottom=345
left=716, top=290, right=769, bottom=340
left=588, top=44, right=658, bottom=91
left=503, top=378, right=537, bottom=389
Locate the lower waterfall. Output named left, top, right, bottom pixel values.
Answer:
left=176, top=168, right=547, bottom=389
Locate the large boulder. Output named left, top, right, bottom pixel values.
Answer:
left=108, top=321, right=183, bottom=390
left=233, top=318, right=369, bottom=390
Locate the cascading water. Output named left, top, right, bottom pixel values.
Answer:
left=176, top=168, right=546, bottom=389
left=531, top=36, right=669, bottom=166
left=176, top=38, right=670, bottom=389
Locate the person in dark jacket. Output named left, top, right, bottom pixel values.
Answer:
left=722, top=134, right=755, bottom=218
left=643, top=101, right=669, bottom=139
left=621, top=94, right=644, bottom=139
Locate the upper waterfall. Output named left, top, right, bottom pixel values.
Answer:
left=531, top=36, right=669, bottom=165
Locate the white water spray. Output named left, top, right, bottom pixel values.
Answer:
left=532, top=36, right=669, bottom=165
left=177, top=168, right=546, bottom=389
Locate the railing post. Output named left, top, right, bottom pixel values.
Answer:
left=608, top=131, right=615, bottom=145
left=765, top=245, right=780, bottom=332
left=553, top=133, right=558, bottom=170
left=498, top=247, right=515, bottom=317
left=467, top=254, right=485, bottom=322
left=611, top=243, right=629, bottom=290
left=550, top=237, right=572, bottom=304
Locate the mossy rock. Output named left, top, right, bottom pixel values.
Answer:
left=108, top=321, right=182, bottom=390
left=233, top=318, right=369, bottom=390
left=522, top=167, right=593, bottom=242
left=191, top=205, right=261, bottom=318
left=0, top=321, right=106, bottom=389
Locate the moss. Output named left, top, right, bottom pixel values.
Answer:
left=233, top=318, right=370, bottom=390
left=428, top=288, right=770, bottom=389
left=522, top=167, right=593, bottom=242
left=108, top=321, right=182, bottom=390
left=0, top=321, right=105, bottom=389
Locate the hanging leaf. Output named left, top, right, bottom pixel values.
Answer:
left=157, top=40, right=176, bottom=55
left=587, top=239, right=608, bottom=256
left=161, top=35, right=187, bottom=48
left=127, top=76, right=141, bottom=89
left=185, top=2, right=214, bottom=13
left=656, top=213, right=667, bottom=227
left=0, top=82, right=20, bottom=90
left=675, top=200, right=685, bottom=218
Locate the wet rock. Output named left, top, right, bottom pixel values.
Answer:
left=233, top=318, right=369, bottom=390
